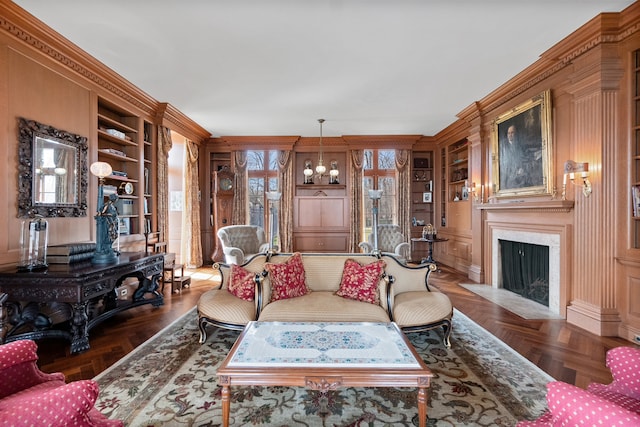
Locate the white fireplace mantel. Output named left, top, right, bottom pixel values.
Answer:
left=492, top=229, right=561, bottom=315
left=478, top=200, right=574, bottom=213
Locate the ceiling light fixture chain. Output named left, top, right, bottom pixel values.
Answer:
left=316, top=119, right=326, bottom=177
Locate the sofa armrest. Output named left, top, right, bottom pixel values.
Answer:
left=261, top=275, right=273, bottom=308
left=258, top=242, right=270, bottom=253
left=0, top=379, right=103, bottom=425
left=359, top=241, right=373, bottom=253
left=602, top=346, right=640, bottom=400
left=0, top=339, right=39, bottom=370
left=545, top=381, right=640, bottom=426
left=223, top=246, right=245, bottom=264
left=394, top=242, right=410, bottom=260
left=0, top=340, right=66, bottom=399
left=384, top=259, right=436, bottom=297
left=254, top=270, right=267, bottom=317
left=213, top=260, right=263, bottom=313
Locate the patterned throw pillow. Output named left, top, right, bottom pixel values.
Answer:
left=227, top=264, right=256, bottom=301
left=265, top=253, right=310, bottom=302
left=336, top=258, right=386, bottom=305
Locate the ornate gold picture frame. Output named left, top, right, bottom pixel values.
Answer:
left=491, top=90, right=553, bottom=198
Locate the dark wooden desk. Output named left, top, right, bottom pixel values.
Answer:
left=410, top=237, right=449, bottom=265
left=0, top=252, right=163, bottom=354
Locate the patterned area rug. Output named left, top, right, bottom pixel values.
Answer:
left=95, top=308, right=552, bottom=426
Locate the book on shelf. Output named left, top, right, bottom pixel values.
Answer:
left=47, top=251, right=94, bottom=264
left=103, top=185, right=118, bottom=196
left=633, top=185, right=640, bottom=217
left=99, top=148, right=126, bottom=157
left=115, top=199, right=134, bottom=215
left=47, top=242, right=96, bottom=256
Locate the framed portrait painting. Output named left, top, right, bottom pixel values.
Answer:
left=491, top=90, right=553, bottom=198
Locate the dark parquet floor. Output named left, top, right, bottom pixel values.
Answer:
left=37, top=264, right=631, bottom=389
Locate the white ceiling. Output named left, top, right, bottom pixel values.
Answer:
left=13, top=0, right=636, bottom=137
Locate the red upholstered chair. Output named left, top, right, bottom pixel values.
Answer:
left=0, top=339, right=123, bottom=427
left=518, top=346, right=640, bottom=426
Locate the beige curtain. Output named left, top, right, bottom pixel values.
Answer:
left=395, top=149, right=411, bottom=239
left=157, top=126, right=173, bottom=244
left=276, top=150, right=293, bottom=252
left=232, top=151, right=248, bottom=224
left=181, top=140, right=203, bottom=267
left=349, top=149, right=364, bottom=252
left=55, top=149, right=68, bottom=202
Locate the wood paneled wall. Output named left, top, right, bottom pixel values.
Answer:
left=0, top=2, right=208, bottom=268
left=450, top=4, right=640, bottom=340
left=3, top=1, right=640, bottom=342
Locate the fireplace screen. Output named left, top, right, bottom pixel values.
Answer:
left=500, top=240, right=550, bottom=306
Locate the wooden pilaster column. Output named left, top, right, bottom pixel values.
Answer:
left=459, top=102, right=485, bottom=283
left=564, top=43, right=624, bottom=335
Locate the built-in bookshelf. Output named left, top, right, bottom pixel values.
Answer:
left=96, top=98, right=155, bottom=237
left=633, top=49, right=640, bottom=248
left=410, top=151, right=434, bottom=261
left=447, top=139, right=469, bottom=202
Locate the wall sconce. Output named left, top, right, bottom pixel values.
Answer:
left=562, top=160, right=591, bottom=199
left=303, top=159, right=314, bottom=184
left=466, top=182, right=479, bottom=202
left=329, top=160, right=339, bottom=184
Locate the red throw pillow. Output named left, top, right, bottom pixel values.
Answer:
left=227, top=264, right=256, bottom=301
left=336, top=258, right=386, bottom=304
left=265, top=253, right=310, bottom=302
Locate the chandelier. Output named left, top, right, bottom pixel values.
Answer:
left=304, top=119, right=339, bottom=184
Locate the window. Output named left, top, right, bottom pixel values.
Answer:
left=36, top=147, right=59, bottom=203
left=247, top=150, right=279, bottom=227
left=362, top=149, right=396, bottom=242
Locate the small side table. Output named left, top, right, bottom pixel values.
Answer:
left=162, top=253, right=187, bottom=294
left=410, top=237, right=449, bottom=268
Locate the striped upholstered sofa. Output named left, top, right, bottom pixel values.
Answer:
left=197, top=252, right=453, bottom=346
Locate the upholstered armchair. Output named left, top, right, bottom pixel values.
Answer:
left=359, top=224, right=410, bottom=263
left=518, top=346, right=640, bottom=426
left=217, top=225, right=270, bottom=265
left=0, top=339, right=123, bottom=426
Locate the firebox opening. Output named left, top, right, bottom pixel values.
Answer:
left=499, top=239, right=550, bottom=307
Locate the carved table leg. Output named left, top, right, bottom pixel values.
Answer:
left=219, top=376, right=230, bottom=427
left=104, top=288, right=118, bottom=311
left=417, top=385, right=428, bottom=427
left=149, top=273, right=163, bottom=306
left=70, top=301, right=90, bottom=354
left=0, top=293, right=7, bottom=344
left=133, top=273, right=164, bottom=306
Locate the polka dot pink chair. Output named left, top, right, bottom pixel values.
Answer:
left=518, top=346, right=640, bottom=426
left=0, top=339, right=123, bottom=427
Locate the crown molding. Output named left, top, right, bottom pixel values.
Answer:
left=458, top=4, right=640, bottom=122
left=156, top=103, right=210, bottom=142
left=0, top=2, right=162, bottom=117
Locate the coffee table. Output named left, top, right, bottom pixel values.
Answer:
left=216, top=321, right=432, bottom=426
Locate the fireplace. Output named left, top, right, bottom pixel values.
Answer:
left=491, top=229, right=561, bottom=315
left=499, top=240, right=550, bottom=306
